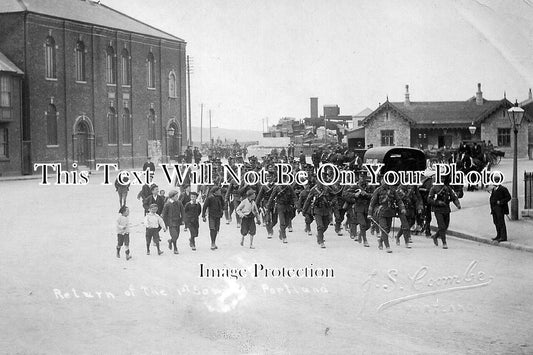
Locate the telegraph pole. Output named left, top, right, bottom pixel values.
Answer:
left=209, top=109, right=212, bottom=146
left=200, top=103, right=203, bottom=145
left=324, top=113, right=327, bottom=143
left=186, top=55, right=192, bottom=146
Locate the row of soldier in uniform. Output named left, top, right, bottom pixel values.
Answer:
left=194, top=162, right=461, bottom=252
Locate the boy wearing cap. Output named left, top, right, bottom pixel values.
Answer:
left=184, top=191, right=202, bottom=250
left=144, top=203, right=166, bottom=255
left=202, top=187, right=225, bottom=250
left=236, top=189, right=261, bottom=249
left=161, top=190, right=184, bottom=254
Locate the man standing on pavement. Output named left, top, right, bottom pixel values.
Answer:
left=299, top=151, right=306, bottom=169
left=488, top=183, right=511, bottom=242
left=193, top=147, right=202, bottom=164
left=142, top=157, right=155, bottom=180
left=185, top=146, right=193, bottom=163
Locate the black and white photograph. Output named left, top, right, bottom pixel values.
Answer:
left=1, top=0, right=533, bottom=354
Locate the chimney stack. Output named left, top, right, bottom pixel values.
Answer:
left=404, top=85, right=410, bottom=106
left=310, top=97, right=318, bottom=119
left=476, top=83, right=483, bottom=105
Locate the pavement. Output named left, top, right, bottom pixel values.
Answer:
left=442, top=158, right=533, bottom=253
left=3, top=158, right=533, bottom=253
left=1, top=163, right=533, bottom=353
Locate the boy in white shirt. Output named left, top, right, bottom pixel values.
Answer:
left=144, top=203, right=166, bottom=255
left=236, top=189, right=261, bottom=249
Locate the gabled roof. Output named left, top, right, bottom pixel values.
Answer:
left=0, top=0, right=184, bottom=42
left=0, top=51, right=23, bottom=74
left=355, top=107, right=373, bottom=117
left=362, top=98, right=513, bottom=128
left=361, top=101, right=416, bottom=125
left=522, top=101, right=533, bottom=120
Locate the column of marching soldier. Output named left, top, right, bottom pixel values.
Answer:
left=114, top=149, right=461, bottom=259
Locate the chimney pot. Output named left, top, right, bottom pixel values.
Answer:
left=476, top=83, right=483, bottom=105
left=529, top=88, right=532, bottom=100
left=404, top=84, right=410, bottom=106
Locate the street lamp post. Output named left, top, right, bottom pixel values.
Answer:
left=507, top=100, right=525, bottom=221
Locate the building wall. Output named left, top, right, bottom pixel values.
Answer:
left=0, top=75, right=23, bottom=176
left=365, top=109, right=410, bottom=147
left=481, top=108, right=529, bottom=158
left=0, top=12, right=186, bottom=174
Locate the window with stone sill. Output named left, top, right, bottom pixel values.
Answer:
left=46, top=103, right=58, bottom=146
left=497, top=128, right=511, bottom=147
left=0, top=127, right=8, bottom=158
left=108, top=107, right=118, bottom=144
left=381, top=130, right=394, bottom=146
left=45, top=36, right=57, bottom=79
left=75, top=40, right=86, bottom=82
left=0, top=76, right=12, bottom=120
left=106, top=46, right=116, bottom=85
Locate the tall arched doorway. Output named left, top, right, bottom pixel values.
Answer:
left=167, top=119, right=182, bottom=160
left=76, top=121, right=90, bottom=166
left=73, top=115, right=95, bottom=169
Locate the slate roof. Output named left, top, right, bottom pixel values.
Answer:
left=362, top=97, right=513, bottom=128
left=0, top=0, right=184, bottom=42
left=522, top=101, right=533, bottom=119
left=0, top=51, right=23, bottom=74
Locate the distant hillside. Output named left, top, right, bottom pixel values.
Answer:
left=190, top=126, right=263, bottom=144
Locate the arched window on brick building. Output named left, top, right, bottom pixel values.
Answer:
left=106, top=45, right=116, bottom=84
left=75, top=40, right=86, bottom=82
left=108, top=107, right=118, bottom=144
left=45, top=36, right=57, bottom=79
left=168, top=70, right=177, bottom=98
left=147, top=52, right=155, bottom=89
left=121, top=48, right=130, bottom=86
left=123, top=107, right=132, bottom=144
left=46, top=103, right=58, bottom=145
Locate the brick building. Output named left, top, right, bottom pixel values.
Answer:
left=0, top=52, right=24, bottom=175
left=0, top=0, right=187, bottom=176
left=362, top=84, right=533, bottom=158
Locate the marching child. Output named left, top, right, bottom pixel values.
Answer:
left=116, top=205, right=132, bottom=260
left=184, top=191, right=202, bottom=251
left=144, top=203, right=166, bottom=255
left=236, top=189, right=261, bottom=249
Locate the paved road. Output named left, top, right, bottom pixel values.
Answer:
left=1, top=173, right=532, bottom=354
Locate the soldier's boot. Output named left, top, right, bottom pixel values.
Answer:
left=349, top=224, right=356, bottom=239
left=432, top=232, right=439, bottom=246
left=442, top=234, right=448, bottom=249
left=361, top=232, right=369, bottom=247
left=395, top=227, right=403, bottom=245
left=404, top=229, right=412, bottom=248
left=378, top=239, right=383, bottom=250
left=305, top=223, right=312, bottom=235
left=382, top=236, right=391, bottom=253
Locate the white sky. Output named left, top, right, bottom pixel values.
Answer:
left=105, top=0, right=533, bottom=131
